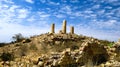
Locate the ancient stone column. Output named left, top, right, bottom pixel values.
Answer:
left=62, top=20, right=67, bottom=34
left=70, top=26, right=74, bottom=34
left=51, top=23, right=55, bottom=33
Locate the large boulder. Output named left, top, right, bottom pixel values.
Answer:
left=77, top=42, right=109, bottom=65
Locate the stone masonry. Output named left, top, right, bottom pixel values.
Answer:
left=50, top=20, right=74, bottom=34
left=62, top=20, right=67, bottom=34
left=51, top=23, right=55, bottom=33
left=70, top=26, right=74, bottom=34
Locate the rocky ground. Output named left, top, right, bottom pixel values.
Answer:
left=0, top=33, right=120, bottom=67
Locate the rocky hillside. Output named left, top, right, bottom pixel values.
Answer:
left=0, top=33, right=120, bottom=67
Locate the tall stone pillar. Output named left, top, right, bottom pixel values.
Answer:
left=70, top=26, right=74, bottom=34
left=51, top=23, right=55, bottom=33
left=62, top=20, right=67, bottom=34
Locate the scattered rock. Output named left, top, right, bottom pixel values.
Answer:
left=0, top=33, right=120, bottom=67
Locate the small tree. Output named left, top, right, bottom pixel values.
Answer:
left=12, top=33, right=25, bottom=42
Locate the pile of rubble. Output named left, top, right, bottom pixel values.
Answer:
left=35, top=39, right=120, bottom=67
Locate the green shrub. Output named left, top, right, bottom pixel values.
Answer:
left=0, top=52, right=14, bottom=61
left=107, top=43, right=114, bottom=47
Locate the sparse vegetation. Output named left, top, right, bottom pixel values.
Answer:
left=70, top=45, right=79, bottom=51
left=0, top=52, right=14, bottom=61
left=23, top=39, right=31, bottom=43
left=0, top=33, right=119, bottom=66
left=0, top=43, right=7, bottom=47
left=107, top=42, right=114, bottom=47
left=12, top=33, right=25, bottom=42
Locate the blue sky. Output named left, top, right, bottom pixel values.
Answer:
left=0, top=0, right=120, bottom=42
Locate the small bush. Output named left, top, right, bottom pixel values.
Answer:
left=0, top=43, right=7, bottom=47
left=71, top=45, right=79, bottom=51
left=12, top=33, right=25, bottom=42
left=0, top=52, right=14, bottom=61
left=23, top=39, right=31, bottom=43
left=107, top=43, right=114, bottom=47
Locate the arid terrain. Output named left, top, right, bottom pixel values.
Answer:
left=0, top=33, right=120, bottom=67
left=0, top=0, right=120, bottom=66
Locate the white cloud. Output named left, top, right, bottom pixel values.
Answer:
left=0, top=3, right=29, bottom=23
left=61, top=0, right=67, bottom=2
left=0, top=0, right=14, bottom=4
left=54, top=14, right=66, bottom=18
left=105, top=6, right=112, bottom=9
left=92, top=20, right=117, bottom=28
left=59, top=5, right=72, bottom=15
left=70, top=0, right=79, bottom=3
left=0, top=22, right=49, bottom=42
left=17, top=8, right=29, bottom=19
left=0, top=0, right=51, bottom=42
left=40, top=14, right=50, bottom=18
left=98, top=10, right=105, bottom=14
left=0, top=5, right=19, bottom=23
left=107, top=0, right=119, bottom=2
left=92, top=4, right=100, bottom=9
left=38, top=11, right=50, bottom=18
left=84, top=10, right=93, bottom=14
left=0, top=0, right=120, bottom=42
left=40, top=0, right=46, bottom=3
left=9, top=5, right=20, bottom=12
left=75, top=23, right=120, bottom=41
left=107, top=20, right=117, bottom=26
left=89, top=0, right=120, bottom=6
left=74, top=11, right=83, bottom=17
left=27, top=16, right=36, bottom=22
left=25, top=0, right=34, bottom=4
left=48, top=1, right=60, bottom=5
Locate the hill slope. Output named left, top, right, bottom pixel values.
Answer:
left=0, top=33, right=120, bottom=67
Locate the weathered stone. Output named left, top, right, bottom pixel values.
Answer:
left=105, top=62, right=111, bottom=67
left=58, top=51, right=76, bottom=66
left=32, top=65, right=39, bottom=67
left=62, top=20, right=67, bottom=34
left=55, top=41, right=61, bottom=45
left=51, top=23, right=55, bottom=33
left=38, top=61, right=44, bottom=66
left=99, top=64, right=104, bottom=67
left=52, top=59, right=59, bottom=66
left=77, top=42, right=110, bottom=66
left=59, top=30, right=63, bottom=34
left=70, top=26, right=74, bottom=34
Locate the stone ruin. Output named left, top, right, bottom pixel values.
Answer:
left=50, top=20, right=74, bottom=34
